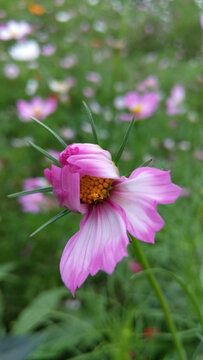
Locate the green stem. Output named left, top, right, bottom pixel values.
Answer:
left=131, top=236, right=187, bottom=360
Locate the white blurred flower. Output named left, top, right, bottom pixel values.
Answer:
left=25, top=79, right=38, bottom=95
left=114, top=95, right=125, bottom=110
left=178, top=141, right=191, bottom=151
left=81, top=122, right=92, bottom=133
left=60, top=127, right=75, bottom=140
left=0, top=20, right=32, bottom=40
left=89, top=100, right=101, bottom=114
left=163, top=138, right=175, bottom=150
left=56, top=11, right=75, bottom=22
left=9, top=40, right=40, bottom=61
left=93, top=20, right=107, bottom=33
left=49, top=77, right=76, bottom=93
left=87, top=0, right=99, bottom=5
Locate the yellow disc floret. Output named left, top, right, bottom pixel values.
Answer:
left=80, top=175, right=112, bottom=204
left=132, top=104, right=142, bottom=115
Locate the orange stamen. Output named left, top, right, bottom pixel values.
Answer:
left=80, top=175, right=112, bottom=204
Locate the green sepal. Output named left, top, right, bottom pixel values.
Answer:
left=8, top=187, right=53, bottom=198
left=29, top=209, right=71, bottom=237
left=82, top=101, right=99, bottom=145
left=139, top=158, right=152, bottom=167
left=27, top=140, right=61, bottom=167
left=32, top=117, right=67, bottom=148
left=114, top=116, right=135, bottom=165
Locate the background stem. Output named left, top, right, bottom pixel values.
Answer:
left=131, top=236, right=187, bottom=360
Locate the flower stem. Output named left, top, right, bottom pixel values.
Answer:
left=131, top=236, right=187, bottom=360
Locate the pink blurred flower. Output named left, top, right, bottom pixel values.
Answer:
left=194, top=149, right=203, bottom=161
left=0, top=20, right=32, bottom=40
left=137, top=76, right=159, bottom=92
left=166, top=85, right=185, bottom=116
left=128, top=260, right=142, bottom=273
left=3, top=63, right=20, bottom=79
left=18, top=177, right=55, bottom=213
left=16, top=96, right=57, bottom=121
left=44, top=143, right=182, bottom=295
left=60, top=127, right=75, bottom=140
left=60, top=54, right=78, bottom=69
left=41, top=44, right=56, bottom=56
left=86, top=71, right=101, bottom=83
left=121, top=92, right=159, bottom=121
left=83, top=86, right=95, bottom=98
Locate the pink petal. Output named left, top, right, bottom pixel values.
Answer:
left=31, top=96, right=44, bottom=108
left=59, top=143, right=119, bottom=179
left=43, top=97, right=57, bottom=116
left=128, top=167, right=182, bottom=204
left=110, top=168, right=182, bottom=243
left=111, top=189, right=164, bottom=243
left=44, top=164, right=82, bottom=213
left=16, top=100, right=33, bottom=121
left=138, top=93, right=159, bottom=119
left=60, top=200, right=129, bottom=295
left=124, top=92, right=140, bottom=109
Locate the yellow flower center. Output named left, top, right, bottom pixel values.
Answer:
left=132, top=104, right=142, bottom=115
left=11, top=31, right=18, bottom=37
left=34, top=108, right=42, bottom=117
left=80, top=175, right=112, bottom=204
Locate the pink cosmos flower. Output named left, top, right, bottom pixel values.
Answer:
left=16, top=96, right=57, bottom=122
left=166, top=85, right=185, bottom=116
left=18, top=178, right=56, bottom=213
left=0, top=20, right=32, bottom=40
left=41, top=44, right=56, bottom=56
left=136, top=76, right=159, bottom=92
left=121, top=92, right=159, bottom=121
left=44, top=143, right=182, bottom=295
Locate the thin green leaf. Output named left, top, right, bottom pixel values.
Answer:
left=139, top=158, right=152, bottom=167
left=131, top=267, right=203, bottom=330
left=29, top=209, right=71, bottom=238
left=8, top=187, right=53, bottom=198
left=124, top=158, right=152, bottom=177
left=32, top=117, right=67, bottom=148
left=27, top=140, right=61, bottom=167
left=114, top=116, right=135, bottom=164
left=82, top=101, right=99, bottom=144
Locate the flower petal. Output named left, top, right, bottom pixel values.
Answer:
left=60, top=200, right=129, bottom=295
left=59, top=143, right=119, bottom=179
left=111, top=189, right=164, bottom=243
left=128, top=167, right=182, bottom=204
left=110, top=168, right=181, bottom=243
left=44, top=164, right=83, bottom=213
